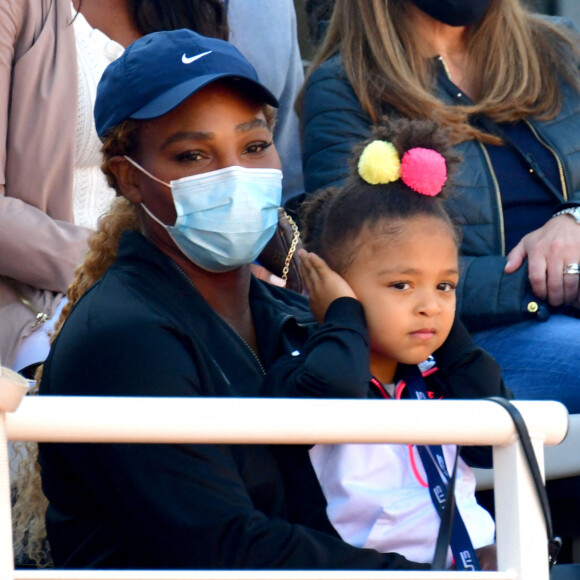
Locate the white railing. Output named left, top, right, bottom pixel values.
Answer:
left=0, top=370, right=569, bottom=580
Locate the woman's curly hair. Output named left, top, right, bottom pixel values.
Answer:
left=11, top=121, right=141, bottom=567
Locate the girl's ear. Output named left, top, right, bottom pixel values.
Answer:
left=107, top=156, right=143, bottom=204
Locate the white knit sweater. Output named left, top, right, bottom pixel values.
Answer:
left=72, top=6, right=124, bottom=229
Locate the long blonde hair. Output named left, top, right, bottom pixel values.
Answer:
left=299, top=0, right=580, bottom=144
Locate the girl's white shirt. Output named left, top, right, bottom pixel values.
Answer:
left=310, top=396, right=495, bottom=566
left=72, top=5, right=123, bottom=229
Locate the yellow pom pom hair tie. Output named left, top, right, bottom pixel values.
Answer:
left=358, top=140, right=401, bottom=185
left=358, top=140, right=447, bottom=197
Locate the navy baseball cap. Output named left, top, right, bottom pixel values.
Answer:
left=94, top=29, right=279, bottom=139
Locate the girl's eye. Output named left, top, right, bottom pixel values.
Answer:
left=438, top=282, right=457, bottom=292
left=391, top=282, right=410, bottom=290
left=245, top=140, right=273, bottom=155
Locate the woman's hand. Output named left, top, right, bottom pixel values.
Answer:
left=505, top=216, right=580, bottom=307
left=298, top=249, right=357, bottom=323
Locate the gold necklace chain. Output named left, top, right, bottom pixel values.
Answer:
left=281, top=212, right=301, bottom=282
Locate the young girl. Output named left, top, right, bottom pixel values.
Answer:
left=264, top=118, right=509, bottom=570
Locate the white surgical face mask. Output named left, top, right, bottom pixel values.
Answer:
left=125, top=157, right=282, bottom=272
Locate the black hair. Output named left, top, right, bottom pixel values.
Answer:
left=73, top=0, right=228, bottom=40
left=300, top=117, right=462, bottom=274
left=129, top=0, right=228, bottom=40
left=305, top=0, right=336, bottom=47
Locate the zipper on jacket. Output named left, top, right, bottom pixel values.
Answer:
left=477, top=143, right=506, bottom=256
left=523, top=120, right=568, bottom=202
left=170, top=262, right=266, bottom=376
left=438, top=56, right=506, bottom=256
left=438, top=56, right=452, bottom=81
left=227, top=325, right=266, bottom=375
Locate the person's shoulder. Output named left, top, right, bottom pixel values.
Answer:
left=533, top=13, right=580, bottom=47
left=3, top=0, right=58, bottom=47
left=308, top=54, right=346, bottom=84
left=43, top=277, right=201, bottom=397
left=252, top=279, right=314, bottom=321
left=258, top=282, right=312, bottom=314
left=304, top=54, right=359, bottom=111
left=4, top=0, right=45, bottom=19
left=536, top=14, right=579, bottom=33
left=61, top=235, right=187, bottom=340
left=60, top=274, right=172, bottom=351
left=533, top=15, right=580, bottom=68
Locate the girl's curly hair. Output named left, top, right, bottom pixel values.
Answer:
left=300, top=117, right=462, bottom=274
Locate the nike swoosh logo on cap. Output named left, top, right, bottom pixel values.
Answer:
left=181, top=50, right=212, bottom=64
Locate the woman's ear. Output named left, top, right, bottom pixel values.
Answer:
left=108, top=156, right=143, bottom=203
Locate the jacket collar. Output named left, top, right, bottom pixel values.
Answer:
left=115, top=231, right=315, bottom=370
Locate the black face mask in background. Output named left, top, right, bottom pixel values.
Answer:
left=408, top=0, right=494, bottom=27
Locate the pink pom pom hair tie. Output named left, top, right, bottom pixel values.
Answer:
left=400, top=147, right=447, bottom=197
